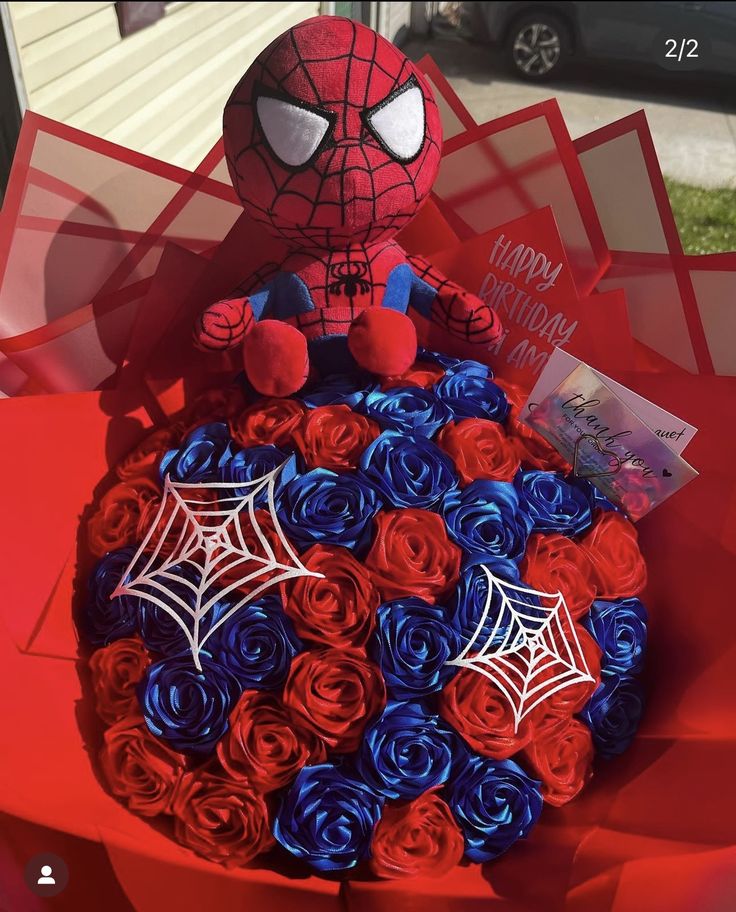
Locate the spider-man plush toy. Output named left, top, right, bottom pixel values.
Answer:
left=194, top=15, right=502, bottom=396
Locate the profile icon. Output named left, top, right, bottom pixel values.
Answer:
left=37, top=864, right=56, bottom=885
left=25, top=853, right=68, bottom=896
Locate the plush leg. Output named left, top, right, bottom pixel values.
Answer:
left=347, top=308, right=417, bottom=377
left=243, top=319, right=309, bottom=397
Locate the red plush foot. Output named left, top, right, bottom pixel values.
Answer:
left=243, top=320, right=309, bottom=397
left=347, top=309, right=417, bottom=377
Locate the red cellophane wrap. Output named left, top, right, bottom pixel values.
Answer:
left=1, top=65, right=736, bottom=912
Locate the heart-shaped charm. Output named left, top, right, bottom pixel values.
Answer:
left=573, top=434, right=622, bottom=479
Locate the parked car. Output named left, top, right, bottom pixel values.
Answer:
left=464, top=1, right=736, bottom=80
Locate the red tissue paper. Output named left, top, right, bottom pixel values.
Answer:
left=1, top=59, right=735, bottom=912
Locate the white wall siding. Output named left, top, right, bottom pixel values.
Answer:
left=382, top=0, right=412, bottom=43
left=7, top=1, right=320, bottom=170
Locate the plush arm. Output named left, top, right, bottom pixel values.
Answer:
left=193, top=295, right=255, bottom=351
left=407, top=253, right=503, bottom=346
left=192, top=262, right=280, bottom=352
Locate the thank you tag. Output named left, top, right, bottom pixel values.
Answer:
left=522, top=347, right=698, bottom=454
left=524, top=358, right=698, bottom=521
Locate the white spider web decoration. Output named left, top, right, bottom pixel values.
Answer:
left=447, top=566, right=595, bottom=731
left=112, top=461, right=322, bottom=671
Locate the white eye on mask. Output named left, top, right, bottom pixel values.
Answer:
left=363, top=78, right=425, bottom=163
left=256, top=92, right=334, bottom=169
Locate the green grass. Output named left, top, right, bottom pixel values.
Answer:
left=664, top=177, right=736, bottom=255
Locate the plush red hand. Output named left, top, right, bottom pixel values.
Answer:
left=193, top=296, right=254, bottom=352
left=432, top=286, right=503, bottom=346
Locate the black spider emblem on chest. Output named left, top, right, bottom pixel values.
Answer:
left=328, top=261, right=370, bottom=299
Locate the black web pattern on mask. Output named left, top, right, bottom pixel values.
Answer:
left=224, top=19, right=441, bottom=251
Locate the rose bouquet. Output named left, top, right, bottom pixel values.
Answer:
left=76, top=351, right=648, bottom=880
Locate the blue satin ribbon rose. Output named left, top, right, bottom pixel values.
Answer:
left=359, top=430, right=458, bottom=510
left=298, top=372, right=376, bottom=410
left=570, top=475, right=621, bottom=514
left=581, top=672, right=645, bottom=758
left=138, top=653, right=241, bottom=754
left=219, top=444, right=295, bottom=501
left=583, top=597, right=647, bottom=676
left=516, top=469, right=593, bottom=536
left=433, top=360, right=509, bottom=422
left=276, top=467, right=381, bottom=552
left=361, top=386, right=452, bottom=438
left=138, top=565, right=230, bottom=657
left=83, top=547, right=140, bottom=647
left=160, top=421, right=237, bottom=483
left=273, top=763, right=384, bottom=871
left=451, top=561, right=544, bottom=650
left=416, top=348, right=464, bottom=370
left=206, top=594, right=302, bottom=690
left=371, top=597, right=460, bottom=699
left=443, top=480, right=532, bottom=564
left=445, top=754, right=543, bottom=862
left=357, top=701, right=455, bottom=799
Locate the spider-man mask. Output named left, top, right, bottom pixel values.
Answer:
left=223, top=15, right=442, bottom=250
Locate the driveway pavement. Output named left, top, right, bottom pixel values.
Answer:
left=405, top=36, right=736, bottom=189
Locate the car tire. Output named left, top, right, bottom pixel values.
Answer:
left=504, top=12, right=571, bottom=81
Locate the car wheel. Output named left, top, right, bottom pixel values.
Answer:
left=505, top=13, right=570, bottom=80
